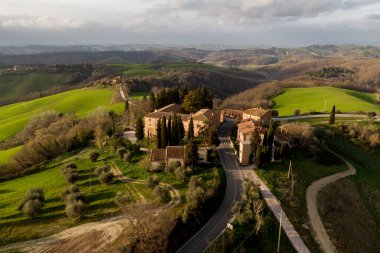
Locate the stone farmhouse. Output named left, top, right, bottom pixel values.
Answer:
left=242, top=108, right=272, bottom=126
left=150, top=146, right=185, bottom=171
left=144, top=103, right=222, bottom=138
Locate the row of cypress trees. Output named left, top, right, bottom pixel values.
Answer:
left=156, top=114, right=186, bottom=148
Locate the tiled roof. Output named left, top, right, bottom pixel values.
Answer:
left=166, top=146, right=185, bottom=159
left=192, top=109, right=218, bottom=122
left=243, top=108, right=270, bottom=117
left=237, top=119, right=256, bottom=130
left=157, top=103, right=183, bottom=113
left=145, top=111, right=190, bottom=120
left=151, top=149, right=166, bottom=162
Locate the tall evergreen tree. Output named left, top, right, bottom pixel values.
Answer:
left=255, top=146, right=262, bottom=167
left=135, top=117, right=144, bottom=141
left=171, top=114, right=179, bottom=145
left=250, top=129, right=261, bottom=156
left=124, top=100, right=129, bottom=112
left=185, top=138, right=199, bottom=169
left=167, top=115, right=172, bottom=145
left=161, top=116, right=167, bottom=148
left=148, top=92, right=156, bottom=112
left=178, top=117, right=185, bottom=143
left=329, top=105, right=336, bottom=125
left=207, top=127, right=220, bottom=147
left=156, top=119, right=162, bottom=149
left=187, top=117, right=194, bottom=141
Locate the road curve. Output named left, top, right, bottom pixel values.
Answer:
left=176, top=122, right=244, bottom=253
left=306, top=148, right=356, bottom=253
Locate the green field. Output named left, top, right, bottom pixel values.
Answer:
left=0, top=147, right=152, bottom=245
left=0, top=88, right=124, bottom=141
left=0, top=73, right=73, bottom=103
left=0, top=146, right=22, bottom=164
left=273, top=87, right=380, bottom=116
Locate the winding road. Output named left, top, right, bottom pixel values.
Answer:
left=176, top=121, right=244, bottom=253
left=306, top=148, right=356, bottom=253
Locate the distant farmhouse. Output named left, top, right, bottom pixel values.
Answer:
left=150, top=146, right=185, bottom=171
left=144, top=103, right=222, bottom=138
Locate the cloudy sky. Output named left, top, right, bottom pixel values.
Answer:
left=1, top=0, right=380, bottom=46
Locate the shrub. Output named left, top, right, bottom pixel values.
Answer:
left=114, top=191, right=133, bottom=208
left=22, top=199, right=44, bottom=218
left=95, top=165, right=110, bottom=175
left=146, top=175, right=160, bottom=189
left=18, top=188, right=45, bottom=210
left=123, top=152, right=132, bottom=163
left=132, top=143, right=140, bottom=153
left=153, top=186, right=171, bottom=204
left=165, top=161, right=181, bottom=174
left=61, top=184, right=80, bottom=201
left=99, top=171, right=114, bottom=185
left=175, top=167, right=186, bottom=183
left=117, top=148, right=127, bottom=159
left=89, top=151, right=100, bottom=162
left=65, top=200, right=86, bottom=219
left=294, top=108, right=301, bottom=116
left=61, top=166, right=79, bottom=184
left=66, top=163, right=78, bottom=169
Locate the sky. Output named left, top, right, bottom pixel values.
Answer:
left=1, top=0, right=380, bottom=47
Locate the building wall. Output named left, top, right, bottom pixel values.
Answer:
left=144, top=117, right=159, bottom=138
left=224, top=109, right=243, bottom=121
left=242, top=113, right=260, bottom=121
left=239, top=141, right=251, bottom=165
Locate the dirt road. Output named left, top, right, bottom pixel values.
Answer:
left=306, top=149, right=356, bottom=253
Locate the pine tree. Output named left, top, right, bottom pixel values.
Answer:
left=207, top=128, right=220, bottom=147
left=167, top=115, right=172, bottom=145
left=187, top=117, right=194, bottom=141
left=156, top=119, right=162, bottom=149
left=135, top=117, right=144, bottom=141
left=185, top=138, right=199, bottom=169
left=329, top=105, right=336, bottom=125
left=161, top=116, right=167, bottom=148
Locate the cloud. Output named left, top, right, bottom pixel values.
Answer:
left=0, top=15, right=86, bottom=29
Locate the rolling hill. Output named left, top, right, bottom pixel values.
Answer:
left=273, top=87, right=380, bottom=116
left=0, top=88, right=124, bottom=141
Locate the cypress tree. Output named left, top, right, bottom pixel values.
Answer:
left=161, top=116, right=167, bottom=148
left=255, top=146, right=262, bottom=167
left=124, top=100, right=129, bottom=112
left=148, top=92, right=156, bottom=112
left=171, top=114, right=179, bottom=145
left=185, top=138, right=199, bottom=169
left=167, top=115, right=172, bottom=145
left=156, top=119, right=162, bottom=149
left=187, top=117, right=194, bottom=141
left=135, top=117, right=144, bottom=141
left=178, top=117, right=185, bottom=144
left=250, top=129, right=261, bottom=156
left=329, top=105, right=336, bottom=125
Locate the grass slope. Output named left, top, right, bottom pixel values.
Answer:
left=273, top=87, right=380, bottom=116
left=0, top=146, right=22, bottom=164
left=0, top=73, right=73, bottom=103
left=0, top=88, right=124, bottom=141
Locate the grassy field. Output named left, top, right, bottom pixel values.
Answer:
left=320, top=135, right=380, bottom=252
left=0, top=88, right=124, bottom=141
left=0, top=73, right=73, bottom=103
left=273, top=87, right=380, bottom=116
left=0, top=146, right=22, bottom=164
left=256, top=149, right=347, bottom=252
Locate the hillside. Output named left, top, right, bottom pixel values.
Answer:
left=0, top=88, right=124, bottom=141
left=273, top=87, right=380, bottom=116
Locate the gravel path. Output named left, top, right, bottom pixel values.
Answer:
left=306, top=148, right=356, bottom=253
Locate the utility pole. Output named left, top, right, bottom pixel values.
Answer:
left=277, top=211, right=283, bottom=253
left=287, top=160, right=292, bottom=179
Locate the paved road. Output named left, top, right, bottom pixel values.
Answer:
left=306, top=148, right=356, bottom=253
left=274, top=113, right=378, bottom=121
left=176, top=122, right=244, bottom=253
left=241, top=168, right=310, bottom=253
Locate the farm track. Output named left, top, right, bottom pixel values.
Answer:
left=306, top=148, right=356, bottom=253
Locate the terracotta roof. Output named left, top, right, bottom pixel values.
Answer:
left=151, top=149, right=166, bottom=162
left=243, top=108, right=270, bottom=117
left=166, top=146, right=185, bottom=159
left=145, top=111, right=190, bottom=120
left=157, top=103, right=183, bottom=113
left=192, top=109, right=218, bottom=122
left=237, top=119, right=256, bottom=130
left=223, top=104, right=245, bottom=111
